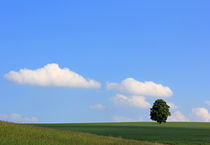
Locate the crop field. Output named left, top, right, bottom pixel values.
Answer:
left=0, top=121, right=163, bottom=145
left=34, top=122, right=210, bottom=145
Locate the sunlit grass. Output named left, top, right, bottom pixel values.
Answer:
left=0, top=121, right=163, bottom=145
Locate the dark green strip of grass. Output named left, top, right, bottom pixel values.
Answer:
left=32, top=122, right=210, bottom=145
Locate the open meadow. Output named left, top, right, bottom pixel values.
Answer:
left=34, top=122, right=210, bottom=145
left=0, top=121, right=163, bottom=145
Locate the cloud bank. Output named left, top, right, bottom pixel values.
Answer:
left=0, top=113, right=38, bottom=123
left=112, top=94, right=151, bottom=109
left=113, top=115, right=143, bottom=122
left=4, top=63, right=101, bottom=88
left=113, top=116, right=134, bottom=122
left=168, top=111, right=188, bottom=122
left=107, top=78, right=173, bottom=97
left=192, top=108, right=210, bottom=122
left=167, top=102, right=178, bottom=110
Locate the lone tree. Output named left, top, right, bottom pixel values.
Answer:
left=150, top=99, right=171, bottom=124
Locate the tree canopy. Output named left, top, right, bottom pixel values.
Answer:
left=150, top=99, right=171, bottom=124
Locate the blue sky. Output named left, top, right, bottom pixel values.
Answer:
left=0, top=0, right=210, bottom=123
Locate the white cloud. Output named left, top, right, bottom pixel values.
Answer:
left=89, top=104, right=105, bottom=110
left=205, top=101, right=210, bottom=106
left=167, top=102, right=178, bottom=110
left=192, top=108, right=210, bottom=122
left=107, top=78, right=173, bottom=97
left=112, top=94, right=151, bottom=109
left=4, top=63, right=101, bottom=88
left=168, top=111, right=188, bottom=122
left=0, top=113, right=38, bottom=123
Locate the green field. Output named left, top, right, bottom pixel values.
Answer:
left=33, top=122, right=210, bottom=145
left=0, top=121, right=163, bottom=145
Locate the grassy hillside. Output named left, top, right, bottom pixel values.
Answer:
left=0, top=121, right=163, bottom=145
left=34, top=122, right=210, bottom=145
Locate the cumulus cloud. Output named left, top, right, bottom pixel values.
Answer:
left=0, top=113, right=38, bottom=123
left=192, top=108, right=210, bottom=122
left=107, top=78, right=173, bottom=98
left=89, top=104, right=105, bottom=110
left=205, top=101, right=210, bottom=106
left=112, top=94, right=151, bottom=109
left=167, top=102, right=178, bottom=110
left=4, top=63, right=101, bottom=88
left=168, top=111, right=188, bottom=122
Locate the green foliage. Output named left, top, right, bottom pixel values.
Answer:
left=34, top=122, right=210, bottom=145
left=0, top=121, right=162, bottom=145
left=150, top=99, right=171, bottom=124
